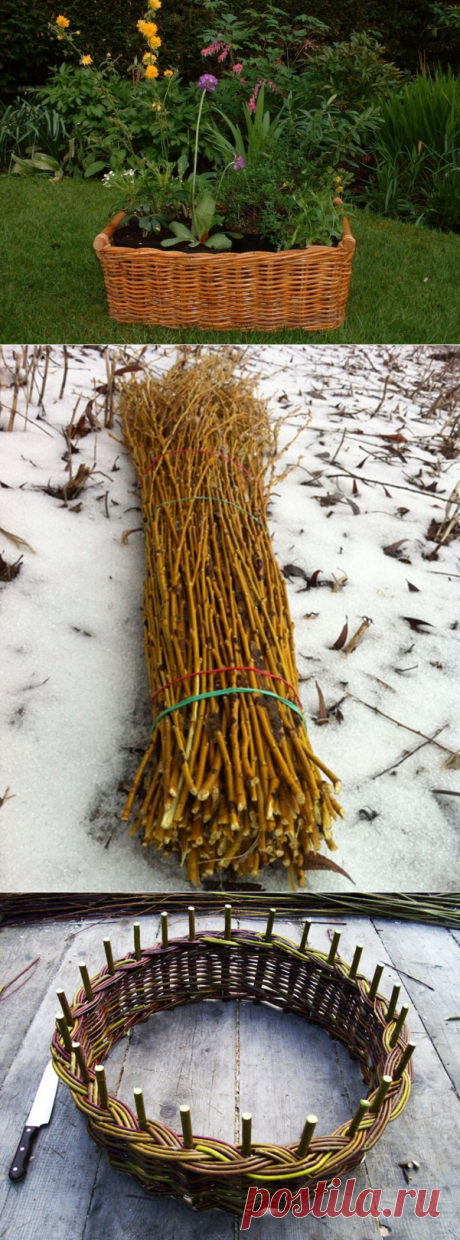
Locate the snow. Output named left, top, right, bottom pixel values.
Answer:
left=1, top=344, right=459, bottom=892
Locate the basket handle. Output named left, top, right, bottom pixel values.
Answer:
left=93, top=210, right=127, bottom=252
left=333, top=199, right=356, bottom=257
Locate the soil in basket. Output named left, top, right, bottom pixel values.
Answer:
left=112, top=221, right=279, bottom=253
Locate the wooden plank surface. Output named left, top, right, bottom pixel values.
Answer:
left=0, top=919, right=75, bottom=1089
left=373, top=920, right=460, bottom=1094
left=0, top=912, right=459, bottom=1240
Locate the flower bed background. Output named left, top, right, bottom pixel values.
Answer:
left=1, top=0, right=460, bottom=98
left=1, top=0, right=459, bottom=277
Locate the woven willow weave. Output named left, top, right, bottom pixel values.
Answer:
left=93, top=211, right=355, bottom=329
left=51, top=918, right=413, bottom=1215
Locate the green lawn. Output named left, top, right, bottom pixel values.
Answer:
left=1, top=175, right=460, bottom=343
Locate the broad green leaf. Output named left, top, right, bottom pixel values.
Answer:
left=193, top=191, right=217, bottom=238
left=169, top=220, right=193, bottom=240
left=84, top=160, right=106, bottom=178
left=206, top=232, right=232, bottom=250
left=177, top=152, right=189, bottom=178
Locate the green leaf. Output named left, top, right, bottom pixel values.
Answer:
left=12, top=153, right=61, bottom=175
left=161, top=237, right=181, bottom=247
left=84, top=160, right=106, bottom=178
left=206, top=232, right=232, bottom=250
left=177, top=152, right=189, bottom=179
left=193, top=191, right=217, bottom=239
left=169, top=221, right=193, bottom=240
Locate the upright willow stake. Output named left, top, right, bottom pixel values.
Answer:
left=180, top=1105, right=194, bottom=1149
left=297, top=1114, right=317, bottom=1159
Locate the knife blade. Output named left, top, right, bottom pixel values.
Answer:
left=9, top=1061, right=58, bottom=1182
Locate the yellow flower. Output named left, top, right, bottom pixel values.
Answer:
left=147, top=35, right=161, bottom=48
left=149, top=0, right=161, bottom=8
left=152, top=101, right=162, bottom=110
left=142, top=51, right=156, bottom=62
left=138, top=20, right=157, bottom=35
left=145, top=64, right=159, bottom=78
left=106, top=52, right=112, bottom=57
left=56, top=14, right=69, bottom=27
left=81, top=55, right=93, bottom=65
left=163, top=68, right=173, bottom=76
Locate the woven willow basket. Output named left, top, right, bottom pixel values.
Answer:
left=51, top=911, right=413, bottom=1215
left=93, top=211, right=356, bottom=330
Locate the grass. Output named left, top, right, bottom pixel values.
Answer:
left=1, top=174, right=460, bottom=343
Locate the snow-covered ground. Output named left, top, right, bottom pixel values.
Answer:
left=1, top=344, right=459, bottom=893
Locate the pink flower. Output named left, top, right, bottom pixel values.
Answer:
left=201, top=41, right=225, bottom=57
left=248, top=80, right=261, bottom=112
left=217, top=44, right=230, bottom=62
left=232, top=154, right=245, bottom=170
left=232, top=63, right=243, bottom=73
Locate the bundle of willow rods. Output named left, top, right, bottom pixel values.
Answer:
left=1, top=893, right=460, bottom=927
left=119, top=353, right=344, bottom=887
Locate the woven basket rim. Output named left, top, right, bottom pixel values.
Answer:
left=51, top=921, right=412, bottom=1209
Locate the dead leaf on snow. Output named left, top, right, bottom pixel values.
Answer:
left=304, top=854, right=355, bottom=884
left=402, top=616, right=435, bottom=633
left=330, top=619, right=348, bottom=650
left=383, top=539, right=411, bottom=563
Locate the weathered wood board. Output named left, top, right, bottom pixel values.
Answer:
left=0, top=913, right=459, bottom=1240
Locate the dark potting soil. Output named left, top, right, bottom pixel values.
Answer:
left=111, top=220, right=278, bottom=254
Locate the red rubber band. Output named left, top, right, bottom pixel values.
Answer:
left=151, top=665, right=302, bottom=709
left=142, top=448, right=266, bottom=502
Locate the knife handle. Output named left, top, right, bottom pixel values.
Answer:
left=9, top=1126, right=38, bottom=1181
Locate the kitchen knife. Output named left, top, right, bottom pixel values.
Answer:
left=9, top=1061, right=58, bottom=1182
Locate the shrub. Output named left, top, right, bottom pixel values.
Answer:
left=218, top=141, right=349, bottom=247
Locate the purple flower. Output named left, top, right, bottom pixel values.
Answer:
left=198, top=73, right=219, bottom=92
left=232, top=154, right=245, bottom=170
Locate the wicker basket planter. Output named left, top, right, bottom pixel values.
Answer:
left=93, top=211, right=356, bottom=331
left=51, top=911, right=413, bottom=1215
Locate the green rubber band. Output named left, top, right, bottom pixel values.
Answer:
left=150, top=686, right=307, bottom=735
left=143, top=496, right=267, bottom=531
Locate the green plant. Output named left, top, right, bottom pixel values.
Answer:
left=219, top=143, right=349, bottom=248
left=104, top=157, right=189, bottom=229
left=431, top=4, right=460, bottom=32
left=201, top=0, right=330, bottom=76
left=363, top=69, right=460, bottom=232
left=301, top=33, right=405, bottom=110
left=36, top=62, right=199, bottom=173
left=206, top=83, right=287, bottom=167
left=285, top=91, right=380, bottom=170
left=161, top=188, right=233, bottom=247
left=284, top=187, right=346, bottom=248
left=0, top=98, right=69, bottom=170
